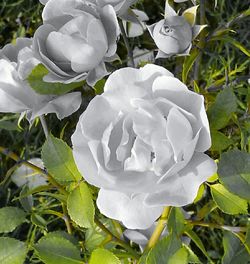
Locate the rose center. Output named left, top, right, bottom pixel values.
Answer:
left=160, top=24, right=174, bottom=36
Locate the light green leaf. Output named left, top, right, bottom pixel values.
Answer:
left=182, top=5, right=199, bottom=26
left=0, top=237, right=27, bottom=264
left=218, top=150, right=250, bottom=200
left=42, top=134, right=82, bottom=184
left=89, top=248, right=121, bottom=264
left=27, top=64, right=84, bottom=95
left=185, top=245, right=201, bottom=264
left=207, top=87, right=237, bottom=130
left=146, top=234, right=182, bottom=264
left=67, top=181, right=95, bottom=228
left=222, top=231, right=250, bottom=264
left=182, top=48, right=199, bottom=83
left=34, top=233, right=83, bottom=264
left=168, top=247, right=188, bottom=264
left=210, top=183, right=248, bottom=215
left=210, top=130, right=233, bottom=152
left=0, top=207, right=26, bottom=233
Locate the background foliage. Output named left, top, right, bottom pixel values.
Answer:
left=0, top=0, right=249, bottom=263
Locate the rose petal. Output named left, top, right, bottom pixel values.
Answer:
left=97, top=189, right=163, bottom=229
left=145, top=153, right=217, bottom=206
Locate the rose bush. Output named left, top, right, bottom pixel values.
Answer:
left=0, top=38, right=82, bottom=122
left=33, top=1, right=120, bottom=85
left=148, top=2, right=205, bottom=58
left=72, top=64, right=217, bottom=229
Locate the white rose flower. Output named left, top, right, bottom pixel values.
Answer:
left=147, top=2, right=206, bottom=58
left=11, top=158, right=47, bottom=189
left=72, top=64, right=217, bottom=229
left=34, top=1, right=120, bottom=85
left=0, top=38, right=82, bottom=122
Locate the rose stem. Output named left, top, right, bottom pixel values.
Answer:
left=186, top=220, right=247, bottom=233
left=194, top=0, right=206, bottom=82
left=0, top=146, right=68, bottom=196
left=39, top=115, right=49, bottom=138
left=145, top=206, right=172, bottom=250
left=94, top=218, right=140, bottom=259
left=118, top=19, right=136, bottom=68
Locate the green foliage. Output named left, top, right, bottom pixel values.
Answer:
left=146, top=234, right=182, bottom=264
left=34, top=233, right=83, bottom=264
left=210, top=183, right=248, bottom=215
left=218, top=150, right=250, bottom=200
left=0, top=0, right=249, bottom=263
left=67, top=181, right=95, bottom=228
left=0, top=207, right=26, bottom=233
left=27, top=64, right=84, bottom=95
left=207, top=87, right=238, bottom=130
left=42, top=134, right=82, bottom=184
left=0, top=237, right=27, bottom=264
left=222, top=231, right=250, bottom=264
left=89, top=248, right=121, bottom=264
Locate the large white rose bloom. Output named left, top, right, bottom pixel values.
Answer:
left=0, top=38, right=82, bottom=122
left=34, top=1, right=120, bottom=85
left=72, top=64, right=217, bottom=229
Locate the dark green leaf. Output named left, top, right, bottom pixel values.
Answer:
left=146, top=234, right=182, bottom=264
left=222, top=231, right=250, bottom=264
left=207, top=87, right=237, bottom=130
left=210, top=130, right=233, bottom=152
left=182, top=48, right=199, bottom=83
left=218, top=150, right=250, bottom=200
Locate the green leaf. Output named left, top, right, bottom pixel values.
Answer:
left=210, top=183, right=248, bottom=215
left=182, top=48, right=199, bottom=83
left=167, top=208, right=185, bottom=236
left=218, top=150, right=250, bottom=200
left=42, top=134, right=82, bottom=184
left=0, top=237, right=27, bottom=264
left=207, top=87, right=237, bottom=130
left=27, top=64, right=84, bottom=95
left=0, top=120, right=19, bottom=131
left=168, top=247, right=188, bottom=264
left=67, top=181, right=95, bottom=228
left=89, top=248, right=121, bottom=264
left=94, top=79, right=106, bottom=95
left=222, top=231, right=250, bottom=264
left=146, top=234, right=182, bottom=264
left=184, top=229, right=212, bottom=262
left=34, top=233, right=83, bottom=264
left=185, top=245, right=201, bottom=264
left=0, top=207, right=26, bottom=233
left=210, top=130, right=233, bottom=152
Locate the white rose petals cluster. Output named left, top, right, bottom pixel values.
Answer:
left=72, top=64, right=217, bottom=229
left=34, top=0, right=120, bottom=85
left=0, top=38, right=82, bottom=122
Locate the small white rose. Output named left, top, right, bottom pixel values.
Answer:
left=35, top=1, right=120, bottom=85
left=11, top=158, right=47, bottom=189
left=148, top=2, right=206, bottom=58
left=72, top=64, right=217, bottom=229
left=0, top=38, right=82, bottom=122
